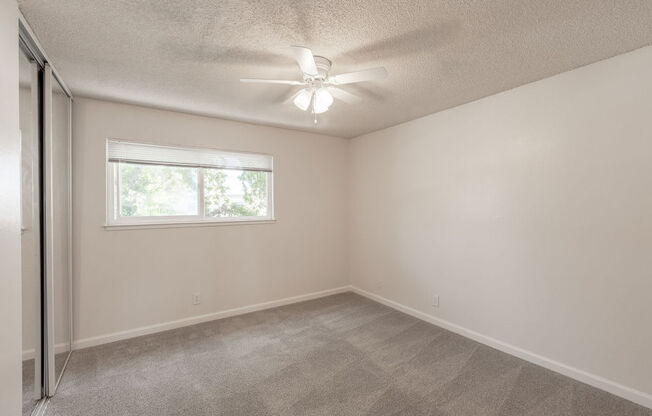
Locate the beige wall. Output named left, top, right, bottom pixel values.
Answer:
left=350, top=45, right=652, bottom=402
left=72, top=98, right=349, bottom=343
left=0, top=0, right=23, bottom=414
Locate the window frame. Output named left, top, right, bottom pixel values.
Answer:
left=105, top=139, right=275, bottom=228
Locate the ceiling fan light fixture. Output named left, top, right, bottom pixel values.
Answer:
left=315, top=88, right=333, bottom=108
left=313, top=102, right=329, bottom=114
left=241, top=46, right=386, bottom=122
left=313, top=88, right=333, bottom=114
left=293, top=89, right=312, bottom=111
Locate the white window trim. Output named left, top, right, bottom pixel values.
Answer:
left=105, top=140, right=275, bottom=228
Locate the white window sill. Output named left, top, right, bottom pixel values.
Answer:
left=104, top=218, right=276, bottom=231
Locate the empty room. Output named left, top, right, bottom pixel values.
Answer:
left=1, top=1, right=652, bottom=415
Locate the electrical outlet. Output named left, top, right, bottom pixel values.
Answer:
left=432, top=294, right=439, bottom=308
left=192, top=293, right=201, bottom=305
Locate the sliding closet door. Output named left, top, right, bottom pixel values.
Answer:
left=44, top=64, right=72, bottom=395
left=20, top=43, right=43, bottom=415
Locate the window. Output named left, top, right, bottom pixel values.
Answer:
left=106, top=140, right=273, bottom=226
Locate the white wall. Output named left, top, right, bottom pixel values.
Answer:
left=0, top=0, right=23, bottom=414
left=350, top=45, right=652, bottom=404
left=72, top=98, right=349, bottom=344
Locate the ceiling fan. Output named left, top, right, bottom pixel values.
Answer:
left=240, top=46, right=388, bottom=124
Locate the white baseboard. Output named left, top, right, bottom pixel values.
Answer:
left=72, top=286, right=350, bottom=351
left=22, top=348, right=35, bottom=361
left=350, top=286, right=652, bottom=410
left=22, top=343, right=69, bottom=361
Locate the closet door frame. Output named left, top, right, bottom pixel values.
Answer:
left=43, top=64, right=54, bottom=396
left=43, top=64, right=74, bottom=397
left=20, top=12, right=74, bottom=401
left=18, top=36, right=44, bottom=403
left=29, top=55, right=42, bottom=402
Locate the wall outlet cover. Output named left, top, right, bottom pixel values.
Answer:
left=432, top=294, right=439, bottom=307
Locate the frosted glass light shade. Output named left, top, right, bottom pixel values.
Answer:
left=313, top=88, right=333, bottom=114
left=293, top=89, right=312, bottom=111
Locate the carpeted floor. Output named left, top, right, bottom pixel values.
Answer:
left=23, top=358, right=38, bottom=416
left=45, top=293, right=650, bottom=415
left=24, top=352, right=69, bottom=416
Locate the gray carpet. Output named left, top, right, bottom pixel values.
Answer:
left=23, top=358, right=38, bottom=416
left=24, top=352, right=69, bottom=416
left=46, top=293, right=650, bottom=415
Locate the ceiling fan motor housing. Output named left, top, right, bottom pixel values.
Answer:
left=312, top=56, right=332, bottom=80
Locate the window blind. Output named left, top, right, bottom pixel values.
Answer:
left=107, top=140, right=273, bottom=172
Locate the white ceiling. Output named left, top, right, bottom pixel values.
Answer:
left=19, top=0, right=652, bottom=138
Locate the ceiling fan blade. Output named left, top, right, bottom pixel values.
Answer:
left=240, top=78, right=305, bottom=86
left=328, top=87, right=361, bottom=104
left=288, top=46, right=318, bottom=77
left=329, top=67, right=387, bottom=85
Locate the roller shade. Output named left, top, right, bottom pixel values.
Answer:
left=107, top=140, right=273, bottom=172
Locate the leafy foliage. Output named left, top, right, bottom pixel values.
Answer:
left=119, top=163, right=268, bottom=218
left=204, top=168, right=268, bottom=217
left=240, top=171, right=268, bottom=214
left=120, top=163, right=198, bottom=216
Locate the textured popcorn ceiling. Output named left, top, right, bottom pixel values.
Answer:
left=18, top=0, right=652, bottom=138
